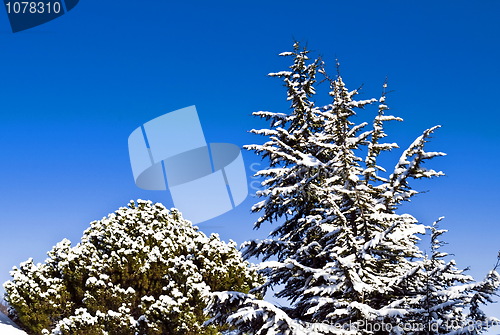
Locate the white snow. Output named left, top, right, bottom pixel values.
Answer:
left=0, top=312, right=27, bottom=334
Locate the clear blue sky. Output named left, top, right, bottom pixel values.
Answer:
left=0, top=0, right=499, bottom=330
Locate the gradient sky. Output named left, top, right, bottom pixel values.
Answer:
left=0, top=0, right=499, bottom=331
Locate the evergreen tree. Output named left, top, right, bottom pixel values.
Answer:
left=205, top=44, right=500, bottom=334
left=401, top=218, right=500, bottom=334
left=4, top=200, right=262, bottom=335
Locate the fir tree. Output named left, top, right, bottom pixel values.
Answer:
left=4, top=200, right=262, bottom=335
left=402, top=218, right=500, bottom=334
left=205, top=44, right=500, bottom=335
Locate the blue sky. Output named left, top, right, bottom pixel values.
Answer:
left=0, top=0, right=499, bottom=330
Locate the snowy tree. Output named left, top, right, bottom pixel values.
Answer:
left=399, top=218, right=500, bottom=333
left=4, top=200, right=262, bottom=335
left=205, top=43, right=500, bottom=334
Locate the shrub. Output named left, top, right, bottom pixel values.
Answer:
left=4, top=200, right=261, bottom=335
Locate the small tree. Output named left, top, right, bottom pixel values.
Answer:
left=4, top=200, right=262, bottom=335
left=402, top=218, right=500, bottom=333
left=205, top=43, right=500, bottom=334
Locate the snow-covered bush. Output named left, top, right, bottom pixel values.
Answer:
left=4, top=200, right=261, bottom=335
left=205, top=43, right=500, bottom=334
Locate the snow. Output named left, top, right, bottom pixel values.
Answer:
left=206, top=43, right=500, bottom=335
left=4, top=200, right=262, bottom=334
left=0, top=313, right=26, bottom=334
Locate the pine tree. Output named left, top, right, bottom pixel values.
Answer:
left=398, top=218, right=500, bottom=334
left=205, top=44, right=500, bottom=335
left=4, top=200, right=262, bottom=335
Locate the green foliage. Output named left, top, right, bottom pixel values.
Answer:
left=206, top=43, right=500, bottom=335
left=4, top=200, right=261, bottom=335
